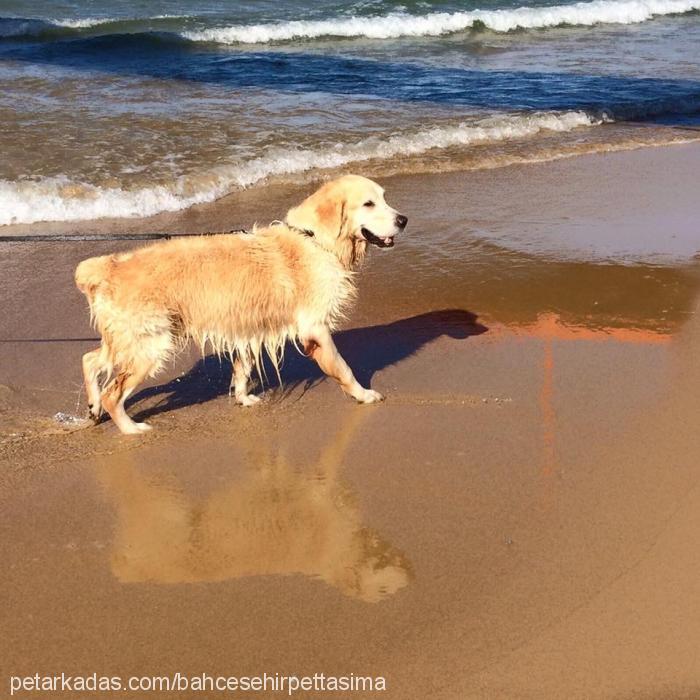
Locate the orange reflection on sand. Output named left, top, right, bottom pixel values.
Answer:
left=510, top=313, right=672, bottom=485
left=510, top=312, right=673, bottom=344
left=541, top=342, right=556, bottom=479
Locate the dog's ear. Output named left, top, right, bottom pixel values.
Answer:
left=286, top=180, right=348, bottom=246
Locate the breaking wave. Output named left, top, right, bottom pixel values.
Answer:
left=2, top=0, right=697, bottom=44
left=0, top=111, right=602, bottom=226
left=0, top=15, right=190, bottom=39
left=3, top=89, right=700, bottom=227
left=181, top=0, right=700, bottom=44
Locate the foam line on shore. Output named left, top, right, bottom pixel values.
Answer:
left=2, top=99, right=700, bottom=226
left=0, top=111, right=602, bottom=225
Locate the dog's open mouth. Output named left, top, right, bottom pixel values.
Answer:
left=361, top=227, right=394, bottom=248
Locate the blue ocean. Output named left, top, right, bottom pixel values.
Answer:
left=1, top=0, right=699, bottom=225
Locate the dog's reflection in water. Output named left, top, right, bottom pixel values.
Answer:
left=96, top=410, right=411, bottom=603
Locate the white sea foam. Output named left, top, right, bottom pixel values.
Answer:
left=53, top=17, right=114, bottom=28
left=180, top=0, right=700, bottom=43
left=0, top=15, right=193, bottom=36
left=54, top=14, right=191, bottom=28
left=0, top=110, right=602, bottom=225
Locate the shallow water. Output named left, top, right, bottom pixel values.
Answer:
left=1, top=146, right=698, bottom=441
left=4, top=234, right=700, bottom=699
left=1, top=0, right=699, bottom=224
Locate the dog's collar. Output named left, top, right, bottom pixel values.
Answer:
left=288, top=224, right=315, bottom=238
left=271, top=220, right=315, bottom=238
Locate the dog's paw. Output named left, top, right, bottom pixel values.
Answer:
left=86, top=403, right=101, bottom=423
left=357, top=389, right=385, bottom=404
left=119, top=421, right=152, bottom=435
left=237, top=394, right=262, bottom=407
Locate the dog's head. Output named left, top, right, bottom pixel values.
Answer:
left=286, top=174, right=407, bottom=268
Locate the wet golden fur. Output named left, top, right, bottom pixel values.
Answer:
left=75, top=175, right=407, bottom=434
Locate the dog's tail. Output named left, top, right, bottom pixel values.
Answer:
left=75, top=255, right=112, bottom=298
left=75, top=254, right=116, bottom=331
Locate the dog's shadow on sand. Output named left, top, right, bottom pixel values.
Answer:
left=128, top=309, right=488, bottom=421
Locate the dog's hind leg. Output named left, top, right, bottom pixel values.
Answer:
left=304, top=326, right=384, bottom=404
left=101, top=359, right=155, bottom=435
left=231, top=351, right=261, bottom=407
left=82, top=347, right=108, bottom=422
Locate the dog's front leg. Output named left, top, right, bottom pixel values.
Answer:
left=304, top=326, right=383, bottom=404
left=231, top=352, right=261, bottom=407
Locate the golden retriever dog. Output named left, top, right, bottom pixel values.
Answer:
left=75, top=175, right=407, bottom=434
left=96, top=410, right=411, bottom=602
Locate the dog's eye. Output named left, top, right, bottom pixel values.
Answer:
left=363, top=200, right=375, bottom=208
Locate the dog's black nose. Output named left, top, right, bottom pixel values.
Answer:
left=395, top=214, right=408, bottom=229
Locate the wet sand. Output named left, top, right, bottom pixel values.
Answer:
left=2, top=144, right=700, bottom=699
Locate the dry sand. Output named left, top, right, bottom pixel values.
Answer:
left=2, top=143, right=700, bottom=699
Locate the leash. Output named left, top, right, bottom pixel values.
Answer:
left=0, top=225, right=315, bottom=345
left=0, top=226, right=272, bottom=344
left=0, top=229, right=249, bottom=243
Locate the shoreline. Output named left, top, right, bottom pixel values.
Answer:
left=2, top=142, right=700, bottom=428
left=1, top=121, right=699, bottom=235
left=2, top=140, right=700, bottom=699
